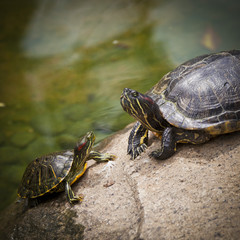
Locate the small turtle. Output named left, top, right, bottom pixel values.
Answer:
left=120, top=50, right=240, bottom=160
left=18, top=131, right=115, bottom=204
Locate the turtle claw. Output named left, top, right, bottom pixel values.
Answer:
left=105, top=154, right=116, bottom=161
left=88, top=151, right=116, bottom=162
left=129, top=143, right=147, bottom=159
left=69, top=194, right=84, bottom=204
left=149, top=150, right=159, bottom=159
left=98, top=153, right=116, bottom=162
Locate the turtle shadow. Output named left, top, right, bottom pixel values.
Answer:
left=175, top=131, right=240, bottom=162
left=147, top=131, right=240, bottom=163
left=16, top=191, right=64, bottom=213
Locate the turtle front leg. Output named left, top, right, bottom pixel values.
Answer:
left=150, top=127, right=176, bottom=160
left=65, top=181, right=83, bottom=204
left=128, top=121, right=148, bottom=159
left=88, top=151, right=116, bottom=163
left=151, top=127, right=211, bottom=160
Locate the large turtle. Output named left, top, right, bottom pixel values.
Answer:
left=120, top=50, right=240, bottom=160
left=18, top=131, right=115, bottom=204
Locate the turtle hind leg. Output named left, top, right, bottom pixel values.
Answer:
left=65, top=181, right=83, bottom=204
left=150, top=127, right=211, bottom=160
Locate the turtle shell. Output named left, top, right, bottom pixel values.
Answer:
left=18, top=150, right=79, bottom=198
left=148, top=50, right=240, bottom=135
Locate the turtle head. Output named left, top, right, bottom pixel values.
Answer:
left=120, top=88, right=166, bottom=132
left=74, top=131, right=95, bottom=159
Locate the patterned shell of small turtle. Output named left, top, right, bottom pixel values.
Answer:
left=18, top=151, right=74, bottom=198
left=148, top=50, right=240, bottom=135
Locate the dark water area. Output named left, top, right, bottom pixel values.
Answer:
left=0, top=0, right=240, bottom=212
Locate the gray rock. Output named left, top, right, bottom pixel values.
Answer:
left=1, top=125, right=240, bottom=239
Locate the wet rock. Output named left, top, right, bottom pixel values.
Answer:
left=0, top=202, right=84, bottom=240
left=0, top=125, right=240, bottom=239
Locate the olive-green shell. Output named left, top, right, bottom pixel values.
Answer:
left=18, top=151, right=75, bottom=198
left=148, top=50, right=240, bottom=135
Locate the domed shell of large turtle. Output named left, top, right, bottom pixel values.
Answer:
left=149, top=50, right=240, bottom=135
left=18, top=150, right=74, bottom=198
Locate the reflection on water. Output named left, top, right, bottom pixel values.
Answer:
left=22, top=0, right=143, bottom=57
left=0, top=0, right=240, bottom=212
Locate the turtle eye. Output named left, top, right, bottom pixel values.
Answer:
left=131, top=91, right=138, bottom=98
left=77, top=142, right=86, bottom=151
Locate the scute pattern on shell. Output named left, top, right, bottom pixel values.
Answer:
left=18, top=151, right=74, bottom=198
left=148, top=50, right=240, bottom=134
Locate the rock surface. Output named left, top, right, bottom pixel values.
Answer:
left=1, top=124, right=240, bottom=240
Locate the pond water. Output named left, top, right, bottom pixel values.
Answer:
left=0, top=0, right=240, bottom=212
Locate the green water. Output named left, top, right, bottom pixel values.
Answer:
left=0, top=0, right=240, bottom=212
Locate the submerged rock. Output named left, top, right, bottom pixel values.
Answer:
left=0, top=125, right=240, bottom=239
left=31, top=113, right=66, bottom=136
left=10, top=130, right=36, bottom=148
